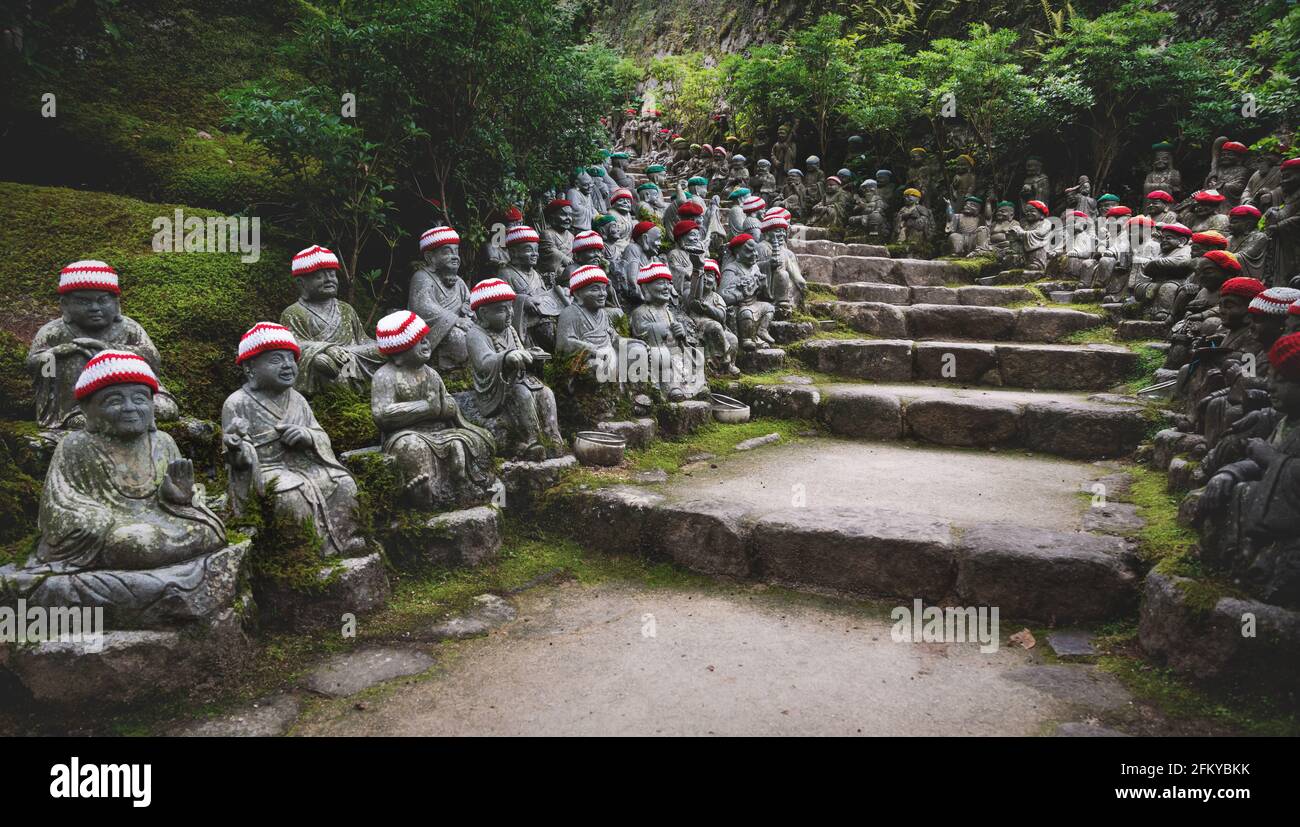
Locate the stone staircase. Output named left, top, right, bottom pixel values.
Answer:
left=547, top=225, right=1155, bottom=625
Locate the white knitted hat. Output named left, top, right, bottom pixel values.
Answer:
left=1250, top=287, right=1300, bottom=316
left=237, top=322, right=301, bottom=364
left=741, top=195, right=767, bottom=213
left=569, top=265, right=609, bottom=293
left=469, top=277, right=517, bottom=311
left=420, top=226, right=460, bottom=252
left=292, top=245, right=340, bottom=276
left=636, top=262, right=672, bottom=284
left=74, top=350, right=158, bottom=400
left=572, top=230, right=604, bottom=253
left=59, top=260, right=120, bottom=295
left=505, top=226, right=540, bottom=247
left=375, top=310, right=431, bottom=355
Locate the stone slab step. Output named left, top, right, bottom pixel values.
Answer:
left=787, top=238, right=890, bottom=258
left=794, top=338, right=1137, bottom=390
left=737, top=346, right=786, bottom=373
left=1117, top=319, right=1169, bottom=341
left=798, top=255, right=978, bottom=288
left=977, top=269, right=1045, bottom=286
left=725, top=381, right=1145, bottom=459
left=835, top=283, right=1037, bottom=307
left=546, top=491, right=1139, bottom=623
left=810, top=301, right=1105, bottom=343
left=1049, top=289, right=1103, bottom=304
left=768, top=319, right=815, bottom=344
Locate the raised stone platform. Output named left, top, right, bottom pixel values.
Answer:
left=500, top=455, right=578, bottom=512
left=810, top=300, right=1104, bottom=343
left=737, top=347, right=786, bottom=373
left=797, top=254, right=979, bottom=288
left=834, top=282, right=1037, bottom=307
left=795, top=338, right=1137, bottom=390
left=403, top=506, right=502, bottom=568
left=787, top=238, right=891, bottom=258
left=255, top=551, right=391, bottom=633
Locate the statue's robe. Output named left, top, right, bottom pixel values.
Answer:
left=770, top=141, right=797, bottom=179
left=538, top=227, right=575, bottom=280
left=27, top=315, right=179, bottom=429
left=1230, top=229, right=1270, bottom=283
left=896, top=204, right=936, bottom=247
left=750, top=171, right=778, bottom=203
left=1210, top=164, right=1251, bottom=206
left=1144, top=167, right=1183, bottom=201
left=565, top=187, right=597, bottom=232
left=1021, top=173, right=1050, bottom=205
left=664, top=246, right=697, bottom=302
left=617, top=244, right=658, bottom=310
left=0, top=429, right=227, bottom=622
left=629, top=302, right=707, bottom=398
left=1132, top=245, right=1194, bottom=318
left=607, top=210, right=637, bottom=261
left=280, top=299, right=383, bottom=395
left=1022, top=217, right=1056, bottom=270
left=767, top=244, right=806, bottom=312
left=848, top=192, right=887, bottom=238
left=1063, top=226, right=1098, bottom=280
left=372, top=361, right=494, bottom=506
left=720, top=259, right=774, bottom=341
left=499, top=263, right=566, bottom=351
left=408, top=267, right=471, bottom=367
left=464, top=323, right=562, bottom=454
left=1242, top=167, right=1280, bottom=210
left=222, top=386, right=359, bottom=558
left=1266, top=190, right=1300, bottom=288
left=555, top=302, right=647, bottom=382
left=946, top=214, right=989, bottom=257
left=688, top=289, right=737, bottom=372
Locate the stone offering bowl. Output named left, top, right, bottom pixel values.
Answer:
left=709, top=393, right=751, bottom=424
left=573, top=431, right=626, bottom=467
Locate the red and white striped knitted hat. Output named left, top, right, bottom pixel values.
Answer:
left=569, top=265, right=609, bottom=293
left=1291, top=300, right=1300, bottom=318
left=505, top=226, right=540, bottom=247
left=572, top=230, right=604, bottom=253
left=420, top=226, right=460, bottom=252
left=469, top=278, right=516, bottom=310
left=1249, top=287, right=1300, bottom=316
left=826, top=176, right=842, bottom=186
left=237, top=322, right=301, bottom=364
left=741, top=195, right=767, bottom=213
left=703, top=258, right=720, bottom=275
left=760, top=210, right=789, bottom=230
left=375, top=310, right=431, bottom=355
left=636, top=262, right=672, bottom=284
left=292, top=245, right=340, bottom=277
left=74, top=350, right=158, bottom=400
left=58, top=260, right=120, bottom=295
left=611, top=188, right=634, bottom=202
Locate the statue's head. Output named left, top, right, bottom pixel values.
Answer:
left=1248, top=288, right=1300, bottom=349
left=376, top=310, right=433, bottom=367
left=756, top=158, right=771, bottom=172
left=1229, top=206, right=1262, bottom=235
left=1218, top=141, right=1247, bottom=167
left=1157, top=225, right=1189, bottom=253
left=57, top=260, right=122, bottom=332
left=1218, top=276, right=1265, bottom=328
left=420, top=226, right=462, bottom=281
left=731, top=235, right=758, bottom=266
left=1281, top=160, right=1300, bottom=194
left=805, top=156, right=821, bottom=171
left=826, top=176, right=842, bottom=193
left=1192, top=191, right=1223, bottom=216
left=505, top=226, right=541, bottom=268
left=1151, top=142, right=1174, bottom=169
left=546, top=200, right=574, bottom=232
left=575, top=279, right=608, bottom=311
left=575, top=171, right=592, bottom=195
left=470, top=279, right=516, bottom=334
left=237, top=322, right=301, bottom=392
left=1193, top=254, right=1230, bottom=293
left=687, top=176, right=708, bottom=196
left=673, top=220, right=704, bottom=253
left=75, top=350, right=158, bottom=437
left=701, top=261, right=719, bottom=293
left=961, top=198, right=980, bottom=216
left=995, top=202, right=1016, bottom=222
left=638, top=268, right=672, bottom=304
left=777, top=124, right=790, bottom=139
left=1268, top=341, right=1300, bottom=416
left=909, top=147, right=926, bottom=163
left=848, top=135, right=864, bottom=152
left=1076, top=176, right=1091, bottom=195
left=634, top=222, right=661, bottom=252
left=1025, top=156, right=1042, bottom=175
left=903, top=188, right=922, bottom=207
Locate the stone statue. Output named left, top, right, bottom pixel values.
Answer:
left=946, top=196, right=989, bottom=256
left=750, top=158, right=778, bottom=204
left=1062, top=210, right=1098, bottom=281
left=1, top=351, right=230, bottom=624
left=1143, top=141, right=1183, bottom=201
left=565, top=171, right=597, bottom=232
left=847, top=179, right=887, bottom=242
left=1264, top=158, right=1300, bottom=289
left=876, top=169, right=897, bottom=216
left=1020, top=156, right=1050, bottom=209
left=1206, top=140, right=1251, bottom=207
left=617, top=221, right=663, bottom=309
left=770, top=124, right=797, bottom=180
left=223, top=323, right=366, bottom=558
left=555, top=266, right=648, bottom=381
left=498, top=226, right=567, bottom=353
left=720, top=233, right=775, bottom=351
left=724, top=155, right=751, bottom=195
left=1195, top=332, right=1300, bottom=607
left=1242, top=148, right=1284, bottom=210
left=895, top=188, right=935, bottom=250
left=781, top=169, right=807, bottom=221
left=1186, top=190, right=1230, bottom=234
left=1144, top=190, right=1179, bottom=225
left=630, top=263, right=707, bottom=401
left=1063, top=176, right=1097, bottom=217
left=1127, top=222, right=1194, bottom=321
left=904, top=147, right=937, bottom=210
left=761, top=209, right=806, bottom=319
left=1020, top=200, right=1055, bottom=271
left=609, top=152, right=634, bottom=189
left=637, top=182, right=667, bottom=222
left=482, top=206, right=524, bottom=272
left=605, top=188, right=637, bottom=261
left=687, top=258, right=739, bottom=377
left=27, top=260, right=179, bottom=432
left=950, top=154, right=977, bottom=201
left=538, top=199, right=576, bottom=282
left=844, top=135, right=871, bottom=182
left=810, top=175, right=853, bottom=231
left=280, top=245, right=384, bottom=396
left=666, top=217, right=706, bottom=303
left=371, top=311, right=497, bottom=509
left=409, top=226, right=472, bottom=369
left=804, top=156, right=827, bottom=206
left=984, top=201, right=1028, bottom=268
left=462, top=279, right=564, bottom=461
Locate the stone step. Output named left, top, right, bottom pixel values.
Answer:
left=1117, top=320, right=1169, bottom=341
left=794, top=338, right=1137, bottom=391
left=547, top=479, right=1139, bottom=623
left=834, top=282, right=1037, bottom=307
left=737, top=346, right=786, bottom=373
left=1049, top=289, right=1103, bottom=305
left=809, top=301, right=1105, bottom=343
left=787, top=238, right=890, bottom=258
left=768, top=319, right=815, bottom=344
left=727, top=381, right=1146, bottom=459
left=798, top=255, right=978, bottom=288
left=977, top=269, right=1045, bottom=286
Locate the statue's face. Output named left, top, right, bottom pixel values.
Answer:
left=1194, top=201, right=1214, bottom=217
left=910, top=150, right=925, bottom=163
left=757, top=160, right=770, bottom=172
left=61, top=289, right=119, bottom=331
left=962, top=202, right=978, bottom=216
left=827, top=181, right=840, bottom=193
left=245, top=348, right=299, bottom=391
left=476, top=301, right=512, bottom=333
left=650, top=191, right=665, bottom=208
left=1026, top=159, right=1041, bottom=175
left=86, top=382, right=154, bottom=437
left=1078, top=179, right=1091, bottom=195
left=1219, top=294, right=1250, bottom=326
left=701, top=273, right=717, bottom=294
left=689, top=183, right=705, bottom=197
left=550, top=206, right=573, bottom=232
left=1158, top=232, right=1184, bottom=253
left=576, top=281, right=606, bottom=310
left=995, top=206, right=1015, bottom=222
left=769, top=228, right=786, bottom=249
left=1269, top=374, right=1300, bottom=416
left=1154, top=150, right=1171, bottom=169
left=736, top=239, right=758, bottom=266
left=1229, top=215, right=1256, bottom=235
left=394, top=334, right=433, bottom=366
left=905, top=194, right=920, bottom=206
left=575, top=247, right=601, bottom=265
left=679, top=227, right=703, bottom=252
left=576, top=173, right=592, bottom=194
left=613, top=197, right=632, bottom=214
left=641, top=228, right=661, bottom=250
left=1145, top=199, right=1166, bottom=216
left=299, top=268, right=339, bottom=300
left=512, top=242, right=539, bottom=268
left=1249, top=312, right=1285, bottom=349
left=428, top=244, right=460, bottom=279
left=1218, top=149, right=1241, bottom=167
left=1194, top=257, right=1226, bottom=291
left=645, top=278, right=672, bottom=303
left=879, top=172, right=891, bottom=184
left=807, top=161, right=820, bottom=172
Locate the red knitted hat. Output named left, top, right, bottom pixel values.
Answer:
left=571, top=230, right=604, bottom=253
left=1193, top=189, right=1226, bottom=203
left=237, top=322, right=301, bottom=364
left=1219, top=275, right=1265, bottom=298
left=636, top=262, right=672, bottom=284
left=58, top=260, right=120, bottom=295
left=611, top=188, right=634, bottom=202
left=1105, top=206, right=1132, bottom=217
left=1026, top=200, right=1048, bottom=215
left=703, top=258, right=720, bottom=276
left=1230, top=205, right=1262, bottom=218
left=1158, top=222, right=1193, bottom=237
left=676, top=201, right=704, bottom=218
left=419, top=226, right=460, bottom=252
left=568, top=265, right=609, bottom=293
left=1283, top=158, right=1300, bottom=170
left=292, top=245, right=340, bottom=277
left=545, top=198, right=572, bottom=213
left=469, top=277, right=516, bottom=311
left=505, top=226, right=540, bottom=247
left=1221, top=141, right=1248, bottom=154
left=1146, top=190, right=1174, bottom=203
left=1203, top=250, right=1241, bottom=272
left=375, top=310, right=431, bottom=354
left=74, top=350, right=158, bottom=400
left=631, top=220, right=657, bottom=240
left=1268, top=333, right=1300, bottom=381
left=1191, top=231, right=1229, bottom=249
left=672, top=219, right=700, bottom=240
left=728, top=233, right=754, bottom=249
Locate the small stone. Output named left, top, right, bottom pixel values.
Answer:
left=174, top=694, right=300, bottom=737
left=1047, top=630, right=1097, bottom=659
left=632, top=469, right=670, bottom=484
left=734, top=433, right=781, bottom=451
left=1081, top=502, right=1144, bottom=536
left=303, top=647, right=435, bottom=698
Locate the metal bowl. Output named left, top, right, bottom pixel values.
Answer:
left=709, top=393, right=751, bottom=424
left=573, top=430, right=627, bottom=467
